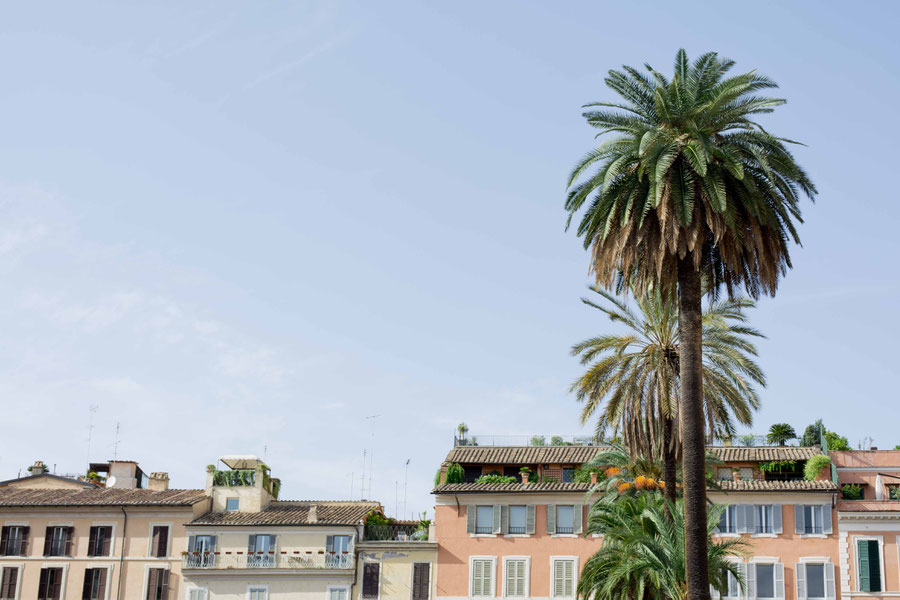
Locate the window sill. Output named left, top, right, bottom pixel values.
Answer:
left=503, top=534, right=532, bottom=538
left=713, top=533, right=740, bottom=538
left=751, top=534, right=778, bottom=538
left=470, top=534, right=498, bottom=538
left=551, top=534, right=578, bottom=538
left=800, top=534, right=828, bottom=538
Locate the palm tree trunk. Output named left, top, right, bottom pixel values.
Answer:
left=663, top=415, right=677, bottom=506
left=677, top=256, right=710, bottom=600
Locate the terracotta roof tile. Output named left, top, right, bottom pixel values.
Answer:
left=715, top=479, right=838, bottom=492
left=444, top=445, right=823, bottom=466
left=189, top=501, right=380, bottom=526
left=0, top=487, right=206, bottom=506
left=433, top=482, right=593, bottom=494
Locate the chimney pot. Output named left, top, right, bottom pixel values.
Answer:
left=30, top=461, right=46, bottom=475
left=307, top=505, right=318, bottom=524
left=590, top=471, right=598, bottom=485
left=149, top=472, right=170, bottom=491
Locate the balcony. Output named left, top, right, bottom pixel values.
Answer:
left=363, top=524, right=429, bottom=542
left=182, top=551, right=353, bottom=570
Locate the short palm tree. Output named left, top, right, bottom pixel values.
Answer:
left=564, top=49, right=815, bottom=597
left=766, top=423, right=797, bottom=446
left=571, top=286, right=765, bottom=502
left=579, top=493, right=747, bottom=600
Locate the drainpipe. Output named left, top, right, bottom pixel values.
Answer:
left=116, top=506, right=128, bottom=600
left=349, top=523, right=362, bottom=599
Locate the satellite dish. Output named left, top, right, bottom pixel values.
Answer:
left=106, top=476, right=117, bottom=488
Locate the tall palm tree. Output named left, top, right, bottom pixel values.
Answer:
left=766, top=423, right=797, bottom=446
left=579, top=493, right=747, bottom=600
left=564, top=49, right=815, bottom=598
left=571, top=287, right=764, bottom=504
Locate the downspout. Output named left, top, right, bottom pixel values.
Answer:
left=350, top=522, right=362, bottom=599
left=116, top=506, right=128, bottom=600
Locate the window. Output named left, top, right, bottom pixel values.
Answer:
left=795, top=505, right=829, bottom=534
left=326, top=535, right=352, bottom=568
left=362, top=563, right=380, bottom=599
left=756, top=564, right=776, bottom=599
left=755, top=505, right=774, bottom=534
left=717, top=468, right=732, bottom=481
left=0, top=526, right=28, bottom=556
left=0, top=567, right=18, bottom=600
left=888, top=485, right=900, bottom=500
left=857, top=540, right=882, bottom=592
left=248, top=534, right=277, bottom=567
left=248, top=586, right=267, bottom=600
left=187, top=535, right=217, bottom=568
left=739, top=467, right=754, bottom=481
left=412, top=563, right=430, bottom=600
left=225, top=498, right=240, bottom=511
left=82, top=568, right=108, bottom=600
left=508, top=506, right=527, bottom=534
left=504, top=559, right=527, bottom=597
left=328, top=587, right=349, bottom=600
left=471, top=559, right=494, bottom=597
left=37, top=567, right=63, bottom=600
left=555, top=506, right=574, bottom=534
left=44, top=526, right=72, bottom=557
left=150, top=526, right=169, bottom=557
left=476, top=506, right=494, bottom=534
left=725, top=568, right=741, bottom=598
left=806, top=564, right=826, bottom=598
left=718, top=505, right=737, bottom=533
left=551, top=559, right=575, bottom=598
left=562, top=468, right=575, bottom=483
left=145, top=568, right=169, bottom=600
left=88, top=526, right=113, bottom=557
left=464, top=466, right=482, bottom=483
left=187, top=589, right=208, bottom=600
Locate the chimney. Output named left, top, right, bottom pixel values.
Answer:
left=30, top=461, right=46, bottom=475
left=307, top=504, right=318, bottom=524
left=590, top=471, right=598, bottom=485
left=148, top=472, right=169, bottom=491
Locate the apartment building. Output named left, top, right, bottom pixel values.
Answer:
left=354, top=520, right=436, bottom=600
left=832, top=450, right=900, bottom=600
left=432, top=440, right=843, bottom=600
left=0, top=459, right=208, bottom=600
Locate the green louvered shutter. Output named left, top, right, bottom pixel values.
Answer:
left=546, top=505, right=556, bottom=534
left=858, top=540, right=871, bottom=592
left=525, top=505, right=536, bottom=535
left=466, top=506, right=476, bottom=534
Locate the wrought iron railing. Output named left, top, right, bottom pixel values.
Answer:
left=182, top=551, right=353, bottom=569
left=363, top=524, right=427, bottom=541
left=454, top=434, right=603, bottom=447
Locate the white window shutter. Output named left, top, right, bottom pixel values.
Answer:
left=796, top=563, right=806, bottom=600
left=775, top=563, right=785, bottom=599
left=822, top=505, right=833, bottom=534
left=492, top=504, right=502, bottom=534
left=736, top=563, right=747, bottom=598
left=746, top=563, right=757, bottom=600
left=825, top=563, right=835, bottom=600
left=794, top=505, right=805, bottom=534
left=745, top=505, right=757, bottom=534
left=473, top=561, right=483, bottom=596
left=553, top=560, right=563, bottom=597
left=565, top=560, right=574, bottom=596
left=574, top=505, right=583, bottom=534
left=547, top=504, right=556, bottom=534
left=466, top=506, right=476, bottom=534
left=711, top=583, right=721, bottom=599
left=500, top=505, right=509, bottom=534
left=772, top=505, right=782, bottom=534
left=736, top=505, right=748, bottom=533
left=526, top=505, right=536, bottom=535
left=506, top=561, right=515, bottom=596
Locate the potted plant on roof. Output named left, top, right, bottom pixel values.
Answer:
left=519, top=466, right=532, bottom=484
left=732, top=467, right=741, bottom=482
left=457, top=422, right=469, bottom=445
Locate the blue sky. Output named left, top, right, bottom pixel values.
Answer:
left=0, top=1, right=897, bottom=517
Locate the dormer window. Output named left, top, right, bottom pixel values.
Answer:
left=225, top=498, right=239, bottom=511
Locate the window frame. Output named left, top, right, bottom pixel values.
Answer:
left=507, top=506, right=527, bottom=535
left=361, top=561, right=381, bottom=600
left=755, top=505, right=773, bottom=534
left=37, top=564, right=68, bottom=600
left=184, top=586, right=208, bottom=600
left=82, top=565, right=112, bottom=600
left=88, top=523, right=117, bottom=557
left=802, top=505, right=824, bottom=534
left=502, top=556, right=530, bottom=598
left=469, top=555, right=497, bottom=598
left=555, top=506, right=575, bottom=534
left=141, top=565, right=170, bottom=600
left=147, top=523, right=173, bottom=559
left=853, top=536, right=885, bottom=593
left=474, top=506, right=494, bottom=534
left=326, top=585, right=350, bottom=600
left=225, top=498, right=240, bottom=511
left=718, top=505, right=737, bottom=534
left=1, top=526, right=28, bottom=557
left=754, top=562, right=777, bottom=600
left=804, top=563, right=827, bottom=599
left=410, top=561, right=432, bottom=600
left=0, top=563, right=23, bottom=600
left=549, top=556, right=578, bottom=599
left=246, top=583, right=268, bottom=600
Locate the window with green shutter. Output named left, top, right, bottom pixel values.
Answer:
left=857, top=539, right=881, bottom=592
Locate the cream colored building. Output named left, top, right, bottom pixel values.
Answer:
left=180, top=456, right=382, bottom=600
left=355, top=522, right=436, bottom=600
left=0, top=459, right=208, bottom=600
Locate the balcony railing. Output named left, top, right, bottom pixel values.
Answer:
left=363, top=524, right=428, bottom=541
left=182, top=551, right=353, bottom=570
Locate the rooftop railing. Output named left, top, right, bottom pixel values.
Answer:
left=454, top=434, right=603, bottom=447
left=363, top=524, right=428, bottom=542
left=182, top=551, right=353, bottom=570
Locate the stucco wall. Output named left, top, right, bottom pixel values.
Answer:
left=355, top=545, right=437, bottom=600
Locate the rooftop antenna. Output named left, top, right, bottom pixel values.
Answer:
left=364, top=414, right=380, bottom=500
left=350, top=472, right=354, bottom=499
left=86, top=404, right=99, bottom=470
left=403, top=458, right=410, bottom=520
left=263, top=445, right=268, bottom=461
left=112, top=422, right=121, bottom=460
left=360, top=450, right=367, bottom=499
left=395, top=480, right=399, bottom=517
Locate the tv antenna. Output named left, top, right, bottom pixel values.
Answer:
left=86, top=405, right=99, bottom=469
left=112, top=422, right=121, bottom=460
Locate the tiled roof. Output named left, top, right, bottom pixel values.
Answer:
left=714, top=480, right=838, bottom=492
left=830, top=450, right=900, bottom=469
left=189, top=501, right=380, bottom=526
left=444, top=445, right=823, bottom=466
left=445, top=446, right=607, bottom=465
left=0, top=488, right=207, bottom=506
left=837, top=500, right=900, bottom=512
left=433, top=482, right=593, bottom=494
left=709, top=447, right=822, bottom=462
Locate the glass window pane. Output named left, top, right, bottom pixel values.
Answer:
left=226, top=498, right=239, bottom=511
left=807, top=564, right=825, bottom=598
left=509, top=506, right=526, bottom=533
left=476, top=506, right=493, bottom=533
left=757, top=564, right=775, bottom=598
left=556, top=506, right=574, bottom=532
left=727, top=571, right=740, bottom=598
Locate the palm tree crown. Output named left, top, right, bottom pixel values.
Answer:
left=565, top=49, right=816, bottom=298
left=766, top=423, right=797, bottom=446
left=571, top=286, right=765, bottom=457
